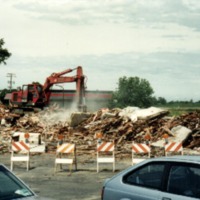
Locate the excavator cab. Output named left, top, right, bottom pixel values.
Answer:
left=10, top=84, right=45, bottom=108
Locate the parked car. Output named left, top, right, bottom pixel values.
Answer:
left=101, top=155, right=200, bottom=200
left=0, top=164, right=51, bottom=200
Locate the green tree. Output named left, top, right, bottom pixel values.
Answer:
left=0, top=39, right=11, bottom=65
left=156, top=97, right=167, bottom=105
left=109, top=76, right=155, bottom=108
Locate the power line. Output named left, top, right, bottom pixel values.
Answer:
left=6, top=73, right=16, bottom=90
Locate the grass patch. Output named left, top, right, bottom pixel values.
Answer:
left=160, top=106, right=200, bottom=117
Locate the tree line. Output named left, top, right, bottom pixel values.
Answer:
left=108, top=76, right=200, bottom=109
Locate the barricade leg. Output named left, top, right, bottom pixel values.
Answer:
left=54, top=163, right=57, bottom=173
left=113, top=162, right=115, bottom=172
left=97, top=162, right=99, bottom=173
left=11, top=161, right=13, bottom=171
left=26, top=160, right=30, bottom=171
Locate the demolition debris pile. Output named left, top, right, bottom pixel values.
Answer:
left=1, top=104, right=200, bottom=158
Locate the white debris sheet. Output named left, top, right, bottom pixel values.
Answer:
left=119, top=106, right=168, bottom=122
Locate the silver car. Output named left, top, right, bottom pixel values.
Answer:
left=101, top=156, right=200, bottom=200
left=0, top=164, right=50, bottom=200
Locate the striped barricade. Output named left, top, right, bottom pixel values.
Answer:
left=12, top=132, right=46, bottom=153
left=11, top=141, right=30, bottom=171
left=164, top=142, right=183, bottom=156
left=97, top=142, right=115, bottom=173
left=132, top=143, right=151, bottom=165
left=55, top=143, right=77, bottom=173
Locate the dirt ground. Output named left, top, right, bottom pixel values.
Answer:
left=0, top=153, right=131, bottom=200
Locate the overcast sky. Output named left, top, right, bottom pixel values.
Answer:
left=1, top=0, right=200, bottom=101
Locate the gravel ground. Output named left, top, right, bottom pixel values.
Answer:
left=1, top=153, right=131, bottom=200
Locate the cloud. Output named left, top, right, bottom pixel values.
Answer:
left=7, top=0, right=200, bottom=31
left=12, top=0, right=132, bottom=25
left=1, top=0, right=200, bottom=57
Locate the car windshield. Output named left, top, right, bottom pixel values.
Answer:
left=0, top=165, right=34, bottom=200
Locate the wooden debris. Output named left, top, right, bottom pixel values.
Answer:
left=0, top=103, right=200, bottom=159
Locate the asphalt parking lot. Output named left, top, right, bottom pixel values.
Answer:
left=1, top=153, right=130, bottom=200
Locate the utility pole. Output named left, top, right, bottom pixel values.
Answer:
left=7, top=73, right=16, bottom=90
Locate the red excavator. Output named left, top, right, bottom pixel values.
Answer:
left=9, top=66, right=87, bottom=111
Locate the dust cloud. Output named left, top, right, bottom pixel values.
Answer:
left=40, top=100, right=79, bottom=126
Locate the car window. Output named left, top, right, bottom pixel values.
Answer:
left=123, top=162, right=166, bottom=190
left=167, top=164, right=200, bottom=198
left=0, top=165, right=34, bottom=200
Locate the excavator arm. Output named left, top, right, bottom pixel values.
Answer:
left=43, top=66, right=86, bottom=111
left=43, top=67, right=75, bottom=91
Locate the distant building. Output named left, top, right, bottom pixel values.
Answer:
left=50, top=89, right=113, bottom=111
left=2, top=89, right=113, bottom=112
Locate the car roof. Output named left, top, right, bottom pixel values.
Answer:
left=147, top=155, right=200, bottom=163
left=116, top=155, right=200, bottom=179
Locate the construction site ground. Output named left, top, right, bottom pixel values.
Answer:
left=1, top=153, right=131, bottom=200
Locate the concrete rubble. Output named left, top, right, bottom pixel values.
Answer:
left=1, top=103, right=200, bottom=158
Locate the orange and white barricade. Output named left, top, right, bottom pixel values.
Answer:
left=11, top=141, right=30, bottom=171
left=97, top=141, right=115, bottom=173
left=164, top=142, right=183, bottom=156
left=12, top=132, right=46, bottom=153
left=55, top=143, right=77, bottom=173
left=132, top=143, right=151, bottom=165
